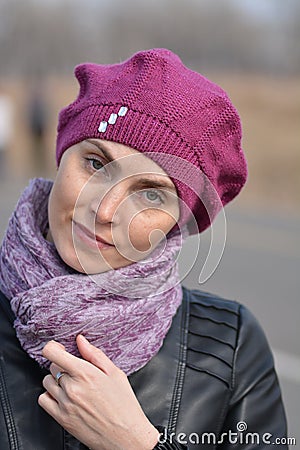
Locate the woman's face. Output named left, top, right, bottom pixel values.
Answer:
left=47, top=139, right=180, bottom=274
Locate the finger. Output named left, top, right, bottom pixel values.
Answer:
left=76, top=334, right=119, bottom=376
left=42, top=374, right=66, bottom=400
left=38, top=391, right=63, bottom=422
left=42, top=340, right=86, bottom=376
left=52, top=370, right=68, bottom=390
left=49, top=363, right=65, bottom=378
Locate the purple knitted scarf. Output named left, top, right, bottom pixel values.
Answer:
left=0, top=178, right=184, bottom=374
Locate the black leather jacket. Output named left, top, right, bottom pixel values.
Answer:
left=0, top=287, right=287, bottom=449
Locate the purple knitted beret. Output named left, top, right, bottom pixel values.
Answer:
left=56, top=48, right=247, bottom=234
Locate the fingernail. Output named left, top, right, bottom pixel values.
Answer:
left=78, top=334, right=89, bottom=344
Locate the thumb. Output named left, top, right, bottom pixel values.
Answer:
left=76, top=334, right=117, bottom=375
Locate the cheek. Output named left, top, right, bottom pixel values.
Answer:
left=128, top=211, right=176, bottom=251
left=48, top=174, right=86, bottom=271
left=48, top=175, right=82, bottom=245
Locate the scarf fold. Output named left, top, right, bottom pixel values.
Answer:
left=0, top=178, right=184, bottom=374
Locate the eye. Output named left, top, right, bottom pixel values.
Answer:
left=139, top=189, right=165, bottom=205
left=85, top=157, right=106, bottom=172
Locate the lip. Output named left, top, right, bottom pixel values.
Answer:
left=72, top=221, right=114, bottom=250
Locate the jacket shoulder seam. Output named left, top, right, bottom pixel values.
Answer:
left=185, top=287, right=240, bottom=315
left=230, top=303, right=242, bottom=391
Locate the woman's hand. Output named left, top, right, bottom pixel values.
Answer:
left=38, top=335, right=159, bottom=450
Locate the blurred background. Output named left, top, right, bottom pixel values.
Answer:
left=0, top=0, right=299, bottom=444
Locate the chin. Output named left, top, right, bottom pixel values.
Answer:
left=57, top=242, right=134, bottom=274
left=65, top=254, right=115, bottom=275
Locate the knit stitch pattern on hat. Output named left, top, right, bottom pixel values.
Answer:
left=56, top=48, right=247, bottom=233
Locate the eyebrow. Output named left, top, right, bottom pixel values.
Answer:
left=86, top=139, right=177, bottom=192
left=132, top=178, right=177, bottom=193
left=86, top=139, right=120, bottom=168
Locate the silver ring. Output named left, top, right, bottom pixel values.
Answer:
left=55, top=371, right=66, bottom=387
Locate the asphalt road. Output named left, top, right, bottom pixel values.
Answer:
left=1, top=177, right=299, bottom=446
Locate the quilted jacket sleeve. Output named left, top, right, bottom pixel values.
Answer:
left=219, top=304, right=288, bottom=449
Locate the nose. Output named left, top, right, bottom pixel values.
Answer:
left=91, top=183, right=126, bottom=225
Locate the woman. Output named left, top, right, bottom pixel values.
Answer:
left=0, top=49, right=287, bottom=449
